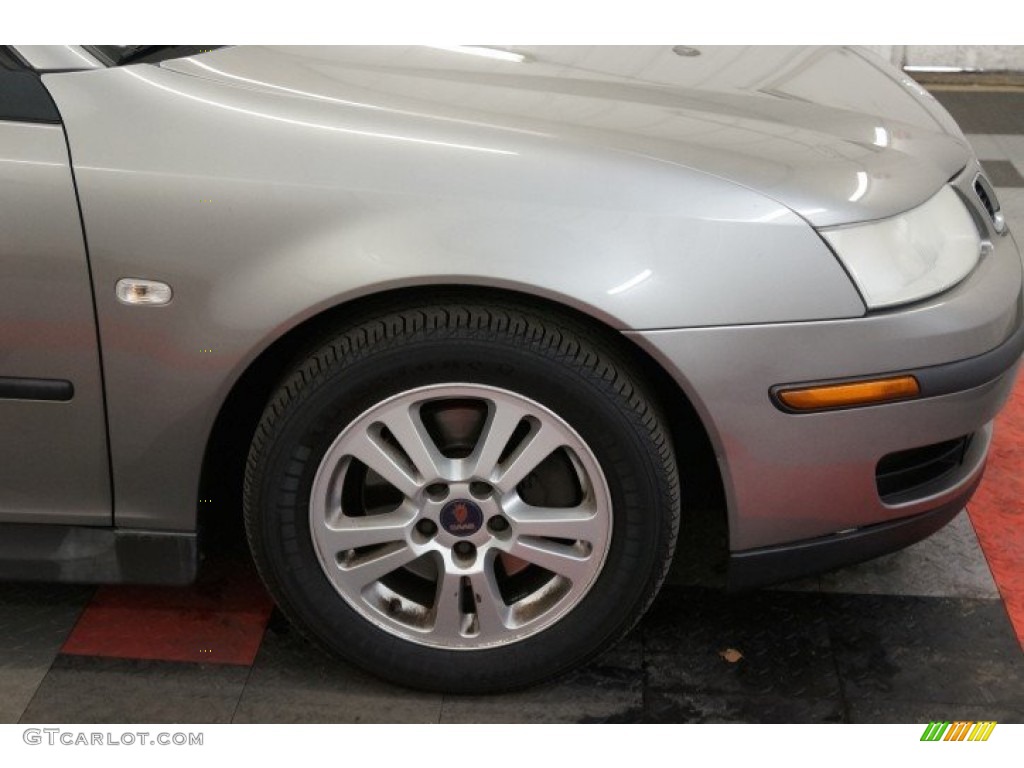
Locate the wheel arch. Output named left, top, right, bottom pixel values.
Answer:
left=197, top=284, right=728, bottom=570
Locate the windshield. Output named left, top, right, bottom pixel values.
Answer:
left=86, top=46, right=222, bottom=66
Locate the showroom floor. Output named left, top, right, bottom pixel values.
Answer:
left=2, top=87, right=1023, bottom=724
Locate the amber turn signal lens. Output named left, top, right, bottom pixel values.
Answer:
left=777, top=375, right=920, bottom=411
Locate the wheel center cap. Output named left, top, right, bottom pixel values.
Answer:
left=439, top=499, right=484, bottom=537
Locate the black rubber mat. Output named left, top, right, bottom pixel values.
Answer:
left=19, top=586, right=1021, bottom=724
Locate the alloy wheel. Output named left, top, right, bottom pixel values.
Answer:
left=308, top=383, right=613, bottom=649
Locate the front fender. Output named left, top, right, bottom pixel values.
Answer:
left=44, top=62, right=864, bottom=531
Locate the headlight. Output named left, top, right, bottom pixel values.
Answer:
left=820, top=186, right=982, bottom=310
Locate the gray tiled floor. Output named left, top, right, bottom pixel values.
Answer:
left=931, top=91, right=1024, bottom=134
left=233, top=624, right=443, bottom=723
left=965, top=133, right=1006, bottom=160
left=967, top=132, right=1024, bottom=183
left=0, top=584, right=92, bottom=723
left=20, top=656, right=250, bottom=724
left=981, top=160, right=1024, bottom=187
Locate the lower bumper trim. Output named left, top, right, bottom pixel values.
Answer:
left=726, top=475, right=979, bottom=590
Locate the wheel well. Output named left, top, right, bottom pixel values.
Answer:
left=197, top=286, right=728, bottom=574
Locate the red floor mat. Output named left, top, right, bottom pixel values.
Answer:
left=61, top=556, right=274, bottom=665
left=969, top=375, right=1024, bottom=648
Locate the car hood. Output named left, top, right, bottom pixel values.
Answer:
left=160, top=45, right=970, bottom=227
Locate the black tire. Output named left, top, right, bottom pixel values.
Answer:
left=243, top=299, right=679, bottom=693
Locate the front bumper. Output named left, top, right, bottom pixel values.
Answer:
left=727, top=483, right=973, bottom=589
left=627, top=216, right=1022, bottom=561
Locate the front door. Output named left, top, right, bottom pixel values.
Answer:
left=0, top=48, right=111, bottom=524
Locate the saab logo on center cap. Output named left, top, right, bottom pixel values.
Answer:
left=440, top=499, right=483, bottom=537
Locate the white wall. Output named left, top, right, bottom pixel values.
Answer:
left=904, top=46, right=1024, bottom=70
left=864, top=45, right=1024, bottom=71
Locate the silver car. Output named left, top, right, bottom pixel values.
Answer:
left=2, top=45, right=1021, bottom=693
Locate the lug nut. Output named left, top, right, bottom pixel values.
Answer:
left=469, top=481, right=493, bottom=499
left=453, top=541, right=476, bottom=558
left=487, top=516, right=510, bottom=533
left=416, top=519, right=438, bottom=537
left=425, top=483, right=449, bottom=501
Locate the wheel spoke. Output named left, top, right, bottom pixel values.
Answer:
left=467, top=399, right=529, bottom=481
left=506, top=538, right=593, bottom=584
left=347, top=430, right=421, bottom=499
left=337, top=543, right=419, bottom=589
left=503, top=498, right=598, bottom=542
left=430, top=569, right=465, bottom=640
left=468, top=563, right=511, bottom=635
left=494, top=420, right=566, bottom=493
left=321, top=509, right=414, bottom=552
left=377, top=404, right=445, bottom=484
